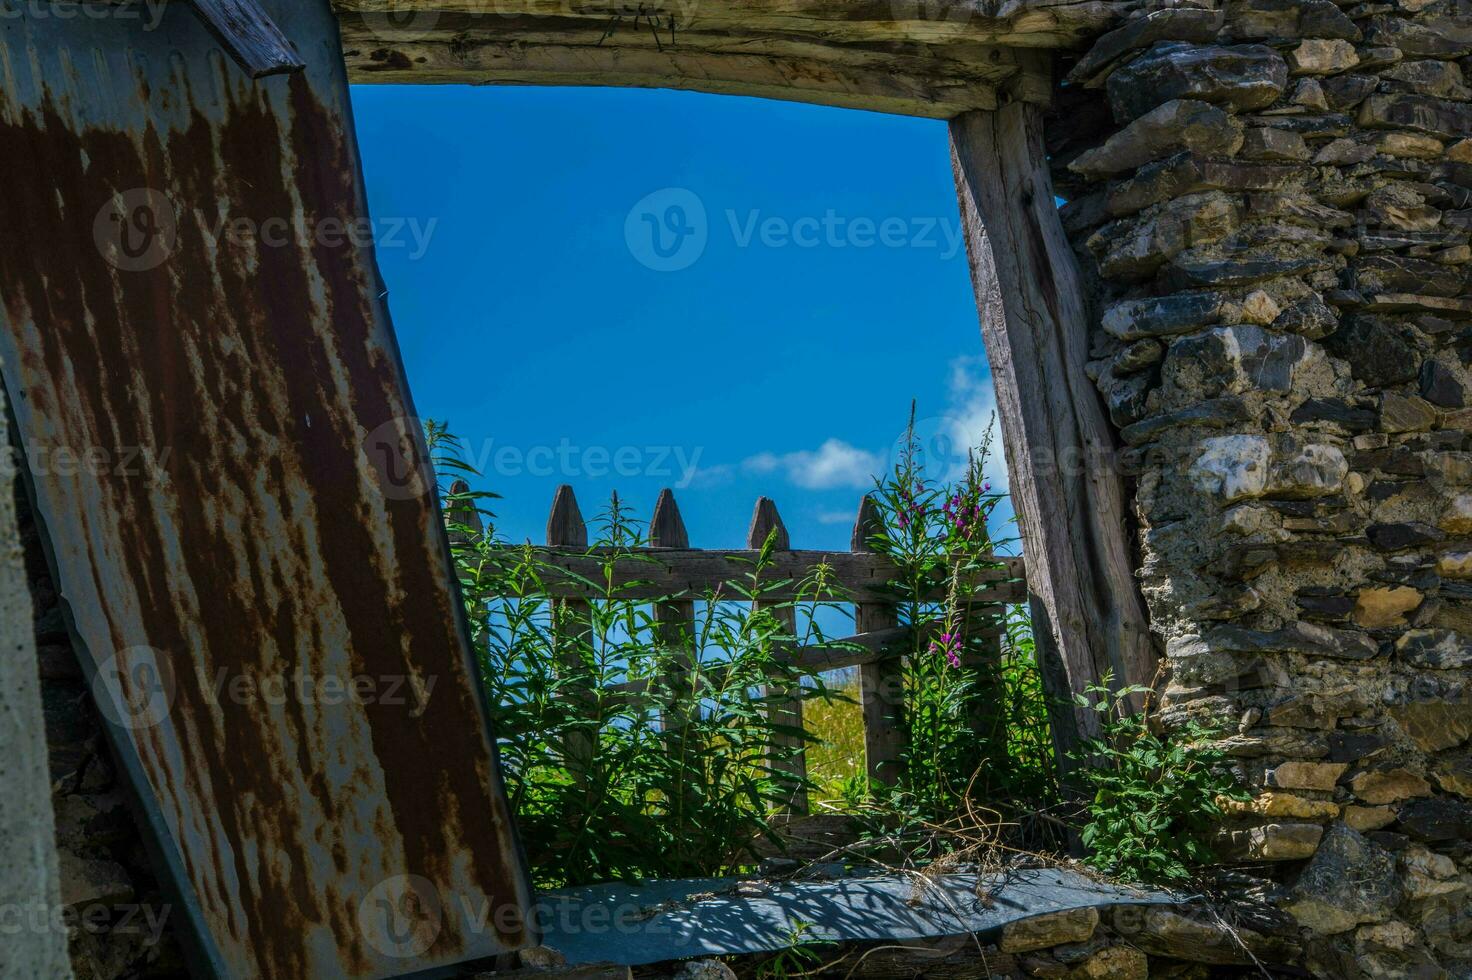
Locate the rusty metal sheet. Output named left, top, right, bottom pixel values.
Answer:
left=0, top=3, right=535, bottom=977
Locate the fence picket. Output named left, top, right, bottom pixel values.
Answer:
left=747, top=497, right=807, bottom=815
left=446, top=478, right=484, bottom=547
left=852, top=495, right=906, bottom=787
left=547, top=485, right=595, bottom=787
left=650, top=489, right=696, bottom=730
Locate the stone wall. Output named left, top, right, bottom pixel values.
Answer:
left=12, top=486, right=187, bottom=979
left=1, top=381, right=74, bottom=977
left=1049, top=0, right=1472, bottom=975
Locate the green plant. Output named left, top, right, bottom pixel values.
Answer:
left=859, top=413, right=1054, bottom=815
left=754, top=920, right=834, bottom=980
left=429, top=422, right=848, bottom=887
left=1072, top=677, right=1250, bottom=884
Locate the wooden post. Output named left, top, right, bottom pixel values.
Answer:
left=446, top=478, right=484, bottom=549
left=650, top=489, right=696, bottom=730
left=547, top=485, right=595, bottom=787
left=852, top=495, right=905, bottom=788
left=949, top=102, right=1156, bottom=761
left=747, top=497, right=808, bottom=815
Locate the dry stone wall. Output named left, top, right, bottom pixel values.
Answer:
left=1051, top=1, right=1472, bottom=975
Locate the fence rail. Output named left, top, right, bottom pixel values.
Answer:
left=449, top=483, right=1027, bottom=815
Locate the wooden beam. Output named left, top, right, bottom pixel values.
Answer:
left=480, top=545, right=1026, bottom=604
left=332, top=0, right=1127, bottom=50
left=333, top=10, right=1060, bottom=116
left=188, top=0, right=305, bottom=78
left=949, top=102, right=1156, bottom=758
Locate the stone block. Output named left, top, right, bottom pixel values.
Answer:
left=1108, top=42, right=1289, bottom=122
left=1067, top=8, right=1227, bottom=88
left=1070, top=100, right=1244, bottom=179
left=1000, top=907, right=1100, bottom=953
left=1350, top=769, right=1433, bottom=805
left=1286, top=39, right=1359, bottom=76
left=1287, top=825, right=1402, bottom=935
left=1352, top=586, right=1423, bottom=628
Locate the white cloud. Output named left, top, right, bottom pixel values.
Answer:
left=939, top=355, right=1008, bottom=493
left=816, top=509, right=856, bottom=525
left=743, top=438, right=881, bottom=490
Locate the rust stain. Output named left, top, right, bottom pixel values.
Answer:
left=0, top=6, right=532, bottom=979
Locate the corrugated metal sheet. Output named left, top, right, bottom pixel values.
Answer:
left=0, top=3, right=535, bottom=977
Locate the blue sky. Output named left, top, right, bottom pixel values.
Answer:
left=349, top=85, right=1008, bottom=552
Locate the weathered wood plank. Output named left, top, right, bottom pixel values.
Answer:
left=332, top=0, right=1128, bottom=51
left=332, top=7, right=1066, bottom=116
left=445, top=477, right=485, bottom=548
left=748, top=497, right=807, bottom=815
left=482, top=545, right=1026, bottom=604
left=547, top=486, right=595, bottom=787
left=650, top=489, right=696, bottom=729
left=853, top=495, right=906, bottom=788
left=949, top=103, right=1156, bottom=759
left=189, top=0, right=305, bottom=78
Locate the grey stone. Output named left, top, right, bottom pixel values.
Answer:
left=1206, top=620, right=1378, bottom=660
left=1274, top=296, right=1340, bottom=339
left=1112, top=339, right=1164, bottom=375
left=1321, top=73, right=1380, bottom=112
left=1291, top=398, right=1376, bottom=431
left=1164, top=324, right=1312, bottom=397
left=1248, top=193, right=1354, bottom=228
left=1381, top=59, right=1472, bottom=102
left=1287, top=825, right=1402, bottom=935
left=1107, top=372, right=1154, bottom=427
left=1396, top=628, right=1472, bottom=669
left=1120, top=397, right=1253, bottom=444
left=1397, top=797, right=1472, bottom=843
left=1324, top=316, right=1420, bottom=388
left=1107, top=153, right=1304, bottom=217
left=1224, top=0, right=1359, bottom=42
left=1291, top=77, right=1330, bottom=112
left=1366, top=521, right=1445, bottom=550
left=1421, top=359, right=1467, bottom=408
left=1070, top=100, right=1245, bottom=179
left=1378, top=393, right=1438, bottom=433
left=1353, top=254, right=1464, bottom=299
left=1107, top=42, right=1290, bottom=122
left=1165, top=252, right=1328, bottom=289
left=1286, top=39, right=1359, bottom=77
left=1189, top=434, right=1272, bottom=502
left=1102, top=291, right=1225, bottom=340
left=1067, top=8, right=1227, bottom=88
left=1241, top=126, right=1310, bottom=161
left=1366, top=11, right=1472, bottom=59
left=1359, top=93, right=1472, bottom=141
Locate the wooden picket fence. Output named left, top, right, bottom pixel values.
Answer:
left=449, top=483, right=1026, bottom=816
